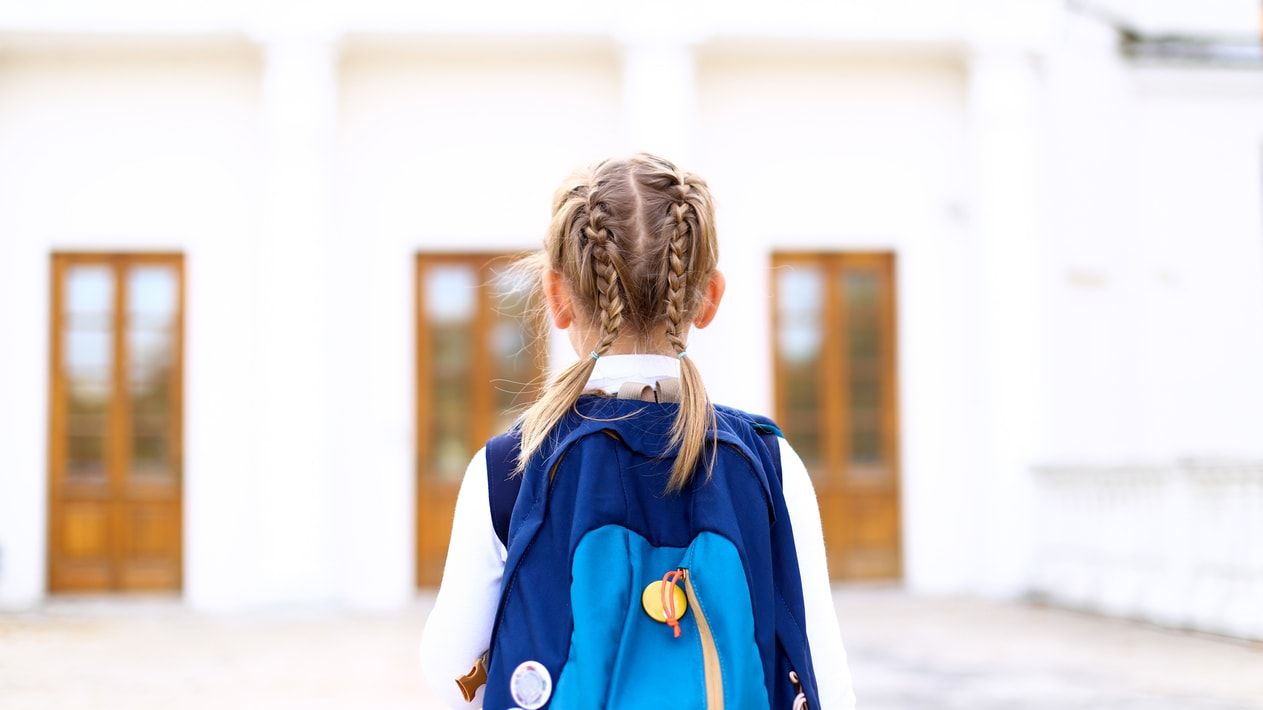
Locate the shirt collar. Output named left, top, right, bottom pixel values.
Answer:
left=584, top=352, right=681, bottom=394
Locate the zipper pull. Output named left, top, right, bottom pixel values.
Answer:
left=640, top=568, right=689, bottom=638
left=789, top=670, right=808, bottom=710
left=661, top=569, right=686, bottom=639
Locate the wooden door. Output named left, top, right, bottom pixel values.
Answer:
left=48, top=253, right=184, bottom=592
left=772, top=252, right=900, bottom=579
left=415, top=253, right=545, bottom=587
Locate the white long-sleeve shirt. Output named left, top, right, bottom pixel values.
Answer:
left=419, top=353, right=857, bottom=709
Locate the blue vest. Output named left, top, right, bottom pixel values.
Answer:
left=482, top=394, right=821, bottom=709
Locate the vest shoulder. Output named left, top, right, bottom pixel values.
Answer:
left=712, top=402, right=784, bottom=438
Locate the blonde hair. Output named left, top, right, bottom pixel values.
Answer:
left=512, top=152, right=719, bottom=492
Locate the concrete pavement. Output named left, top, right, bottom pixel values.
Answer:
left=0, top=586, right=1259, bottom=709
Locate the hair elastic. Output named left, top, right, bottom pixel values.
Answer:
left=677, top=351, right=688, bottom=359
left=589, top=350, right=600, bottom=360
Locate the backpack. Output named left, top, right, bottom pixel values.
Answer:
left=478, top=383, right=821, bottom=709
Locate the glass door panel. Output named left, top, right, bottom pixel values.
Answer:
left=49, top=254, right=184, bottom=593
left=772, top=252, right=900, bottom=580
left=415, top=253, right=545, bottom=587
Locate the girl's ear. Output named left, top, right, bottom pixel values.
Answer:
left=692, top=270, right=726, bottom=329
left=542, top=268, right=575, bottom=329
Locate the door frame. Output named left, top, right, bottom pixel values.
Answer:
left=413, top=250, right=545, bottom=587
left=769, top=250, right=902, bottom=579
left=47, top=251, right=185, bottom=593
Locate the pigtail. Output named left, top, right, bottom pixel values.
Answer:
left=663, top=179, right=718, bottom=492
left=514, top=171, right=627, bottom=474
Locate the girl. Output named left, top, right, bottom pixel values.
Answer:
left=419, top=153, right=857, bottom=709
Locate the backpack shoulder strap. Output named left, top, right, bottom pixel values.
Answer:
left=741, top=411, right=785, bottom=484
left=755, top=425, right=783, bottom=484
left=487, top=405, right=785, bottom=548
left=485, top=430, right=523, bottom=550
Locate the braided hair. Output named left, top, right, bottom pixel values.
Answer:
left=514, top=153, right=719, bottom=491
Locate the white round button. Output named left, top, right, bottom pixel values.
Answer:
left=509, top=660, right=552, bottom=709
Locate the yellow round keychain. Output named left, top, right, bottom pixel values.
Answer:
left=641, top=579, right=687, bottom=623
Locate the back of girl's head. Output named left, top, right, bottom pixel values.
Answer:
left=514, top=152, right=719, bottom=491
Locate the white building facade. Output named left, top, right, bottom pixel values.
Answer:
left=0, top=0, right=1260, bottom=639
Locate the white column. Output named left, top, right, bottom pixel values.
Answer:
left=964, top=43, right=1046, bottom=598
left=619, top=36, right=698, bottom=164
left=0, top=200, right=47, bottom=608
left=252, top=34, right=340, bottom=605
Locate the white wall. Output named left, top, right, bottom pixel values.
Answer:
left=1126, top=67, right=1263, bottom=459
left=1028, top=18, right=1263, bottom=637
left=695, top=45, right=981, bottom=593
left=0, top=43, right=262, bottom=607
left=0, top=35, right=630, bottom=610
left=1, top=1, right=1260, bottom=612
left=332, top=40, right=623, bottom=608
left=1041, top=25, right=1263, bottom=465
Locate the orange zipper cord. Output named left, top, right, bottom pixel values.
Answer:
left=661, top=569, right=686, bottom=638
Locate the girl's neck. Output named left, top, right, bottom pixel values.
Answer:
left=570, top=329, right=685, bottom=359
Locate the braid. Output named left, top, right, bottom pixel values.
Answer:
left=512, top=153, right=719, bottom=490
left=665, top=188, right=692, bottom=355
left=661, top=171, right=717, bottom=492
left=585, top=191, right=625, bottom=356
left=512, top=168, right=627, bottom=475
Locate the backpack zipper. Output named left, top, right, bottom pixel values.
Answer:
left=680, top=568, right=724, bottom=710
